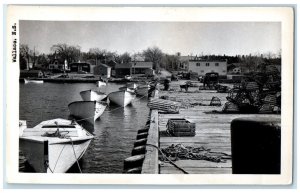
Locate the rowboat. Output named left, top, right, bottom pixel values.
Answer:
left=19, top=118, right=94, bottom=173
left=24, top=78, right=44, bottom=84
left=80, top=90, right=107, bottom=102
left=108, top=90, right=135, bottom=107
left=68, top=101, right=107, bottom=123
left=136, top=85, right=150, bottom=96
left=118, top=86, right=136, bottom=94
left=97, top=81, right=107, bottom=87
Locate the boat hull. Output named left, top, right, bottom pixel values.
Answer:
left=19, top=118, right=94, bottom=173
left=24, top=78, right=44, bottom=84
left=126, top=83, right=137, bottom=90
left=68, top=101, right=107, bottom=123
left=108, top=90, right=135, bottom=107
left=80, top=90, right=107, bottom=102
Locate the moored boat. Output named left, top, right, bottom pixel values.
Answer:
left=19, top=118, right=94, bottom=173
left=118, top=86, right=135, bottom=94
left=108, top=90, right=135, bottom=107
left=126, top=82, right=137, bottom=90
left=97, top=81, right=107, bottom=87
left=68, top=101, right=107, bottom=123
left=136, top=85, right=150, bottom=96
left=24, top=78, right=44, bottom=84
left=80, top=90, right=107, bottom=102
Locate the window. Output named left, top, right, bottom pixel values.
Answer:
left=206, top=63, right=209, bottom=66
left=196, top=63, right=200, bottom=67
left=201, top=70, right=204, bottom=73
left=215, top=63, right=219, bottom=66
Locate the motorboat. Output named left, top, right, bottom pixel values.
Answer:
left=24, top=78, right=44, bottom=84
left=108, top=90, right=135, bottom=107
left=19, top=118, right=94, bottom=173
left=68, top=101, right=107, bottom=123
left=80, top=90, right=107, bottom=102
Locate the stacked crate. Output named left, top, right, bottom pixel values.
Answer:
left=166, top=119, right=196, bottom=137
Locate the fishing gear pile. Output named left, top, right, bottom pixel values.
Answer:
left=223, top=64, right=281, bottom=114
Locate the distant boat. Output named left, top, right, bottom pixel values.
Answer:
left=125, top=75, right=132, bottom=80
left=118, top=86, right=136, bottom=94
left=136, top=85, right=150, bottom=96
left=126, top=82, right=137, bottom=90
left=24, top=78, right=44, bottom=84
left=68, top=101, right=107, bottom=123
left=19, top=118, right=94, bottom=173
left=108, top=90, right=135, bottom=107
left=97, top=81, right=107, bottom=87
left=80, top=90, right=107, bottom=102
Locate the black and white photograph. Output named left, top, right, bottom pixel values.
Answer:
left=5, top=5, right=294, bottom=185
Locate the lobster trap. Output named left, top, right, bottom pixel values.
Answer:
left=166, top=118, right=196, bottom=137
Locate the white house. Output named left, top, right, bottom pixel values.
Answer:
left=188, top=59, right=227, bottom=76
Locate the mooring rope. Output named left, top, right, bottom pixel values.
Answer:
left=145, top=143, right=189, bottom=174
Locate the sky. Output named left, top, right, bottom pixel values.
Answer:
left=20, top=21, right=281, bottom=56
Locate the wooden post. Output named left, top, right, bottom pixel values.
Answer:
left=231, top=117, right=281, bottom=174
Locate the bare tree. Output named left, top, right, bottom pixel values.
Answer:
left=142, top=46, right=163, bottom=71
left=51, top=43, right=81, bottom=64
left=20, top=44, right=32, bottom=70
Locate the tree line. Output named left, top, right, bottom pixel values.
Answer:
left=20, top=43, right=281, bottom=72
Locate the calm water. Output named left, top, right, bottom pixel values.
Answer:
left=19, top=82, right=150, bottom=173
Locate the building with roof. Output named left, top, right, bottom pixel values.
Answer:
left=114, top=61, right=153, bottom=78
left=188, top=58, right=227, bottom=76
left=69, top=62, right=91, bottom=73
left=93, top=63, right=111, bottom=78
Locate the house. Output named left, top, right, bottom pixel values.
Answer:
left=48, top=59, right=65, bottom=72
left=92, top=63, right=111, bottom=78
left=188, top=58, right=227, bottom=76
left=131, top=61, right=153, bottom=74
left=69, top=62, right=91, bottom=73
left=179, top=56, right=194, bottom=71
left=115, top=63, right=132, bottom=78
left=114, top=61, right=153, bottom=78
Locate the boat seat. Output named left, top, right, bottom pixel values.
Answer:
left=22, top=128, right=78, bottom=137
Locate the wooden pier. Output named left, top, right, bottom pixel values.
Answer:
left=142, top=80, right=280, bottom=174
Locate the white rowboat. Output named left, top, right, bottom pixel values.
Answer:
left=126, top=82, right=137, bottom=90
left=118, top=86, right=136, bottom=94
left=24, top=78, right=44, bottom=84
left=108, top=90, right=135, bottom=107
left=19, top=118, right=94, bottom=173
left=80, top=90, right=107, bottom=102
left=97, top=81, right=107, bottom=87
left=68, top=101, right=107, bottom=123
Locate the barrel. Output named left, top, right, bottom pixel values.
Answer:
left=131, top=145, right=146, bottom=156
left=231, top=117, right=281, bottom=174
left=123, top=155, right=145, bottom=171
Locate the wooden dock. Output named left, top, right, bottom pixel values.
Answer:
left=142, top=80, right=280, bottom=174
